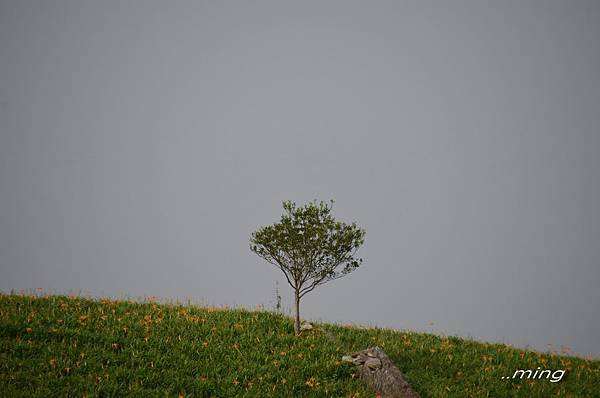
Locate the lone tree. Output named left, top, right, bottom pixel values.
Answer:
left=250, top=200, right=365, bottom=335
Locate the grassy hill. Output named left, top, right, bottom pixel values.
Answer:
left=1, top=293, right=598, bottom=397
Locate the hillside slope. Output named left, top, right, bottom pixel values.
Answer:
left=1, top=294, right=598, bottom=397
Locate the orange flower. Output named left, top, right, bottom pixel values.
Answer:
left=305, top=377, right=319, bottom=388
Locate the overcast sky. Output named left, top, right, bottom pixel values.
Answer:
left=1, top=0, right=599, bottom=358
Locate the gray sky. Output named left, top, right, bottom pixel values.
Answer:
left=1, top=0, right=599, bottom=358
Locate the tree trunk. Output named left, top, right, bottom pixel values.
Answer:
left=294, top=289, right=301, bottom=335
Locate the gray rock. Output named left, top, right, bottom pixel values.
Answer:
left=300, top=322, right=313, bottom=331
left=365, top=357, right=382, bottom=370
left=341, top=355, right=354, bottom=363
left=342, top=347, right=420, bottom=398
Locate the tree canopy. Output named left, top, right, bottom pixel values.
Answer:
left=250, top=200, right=365, bottom=334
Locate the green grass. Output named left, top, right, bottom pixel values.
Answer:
left=1, top=293, right=598, bottom=397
